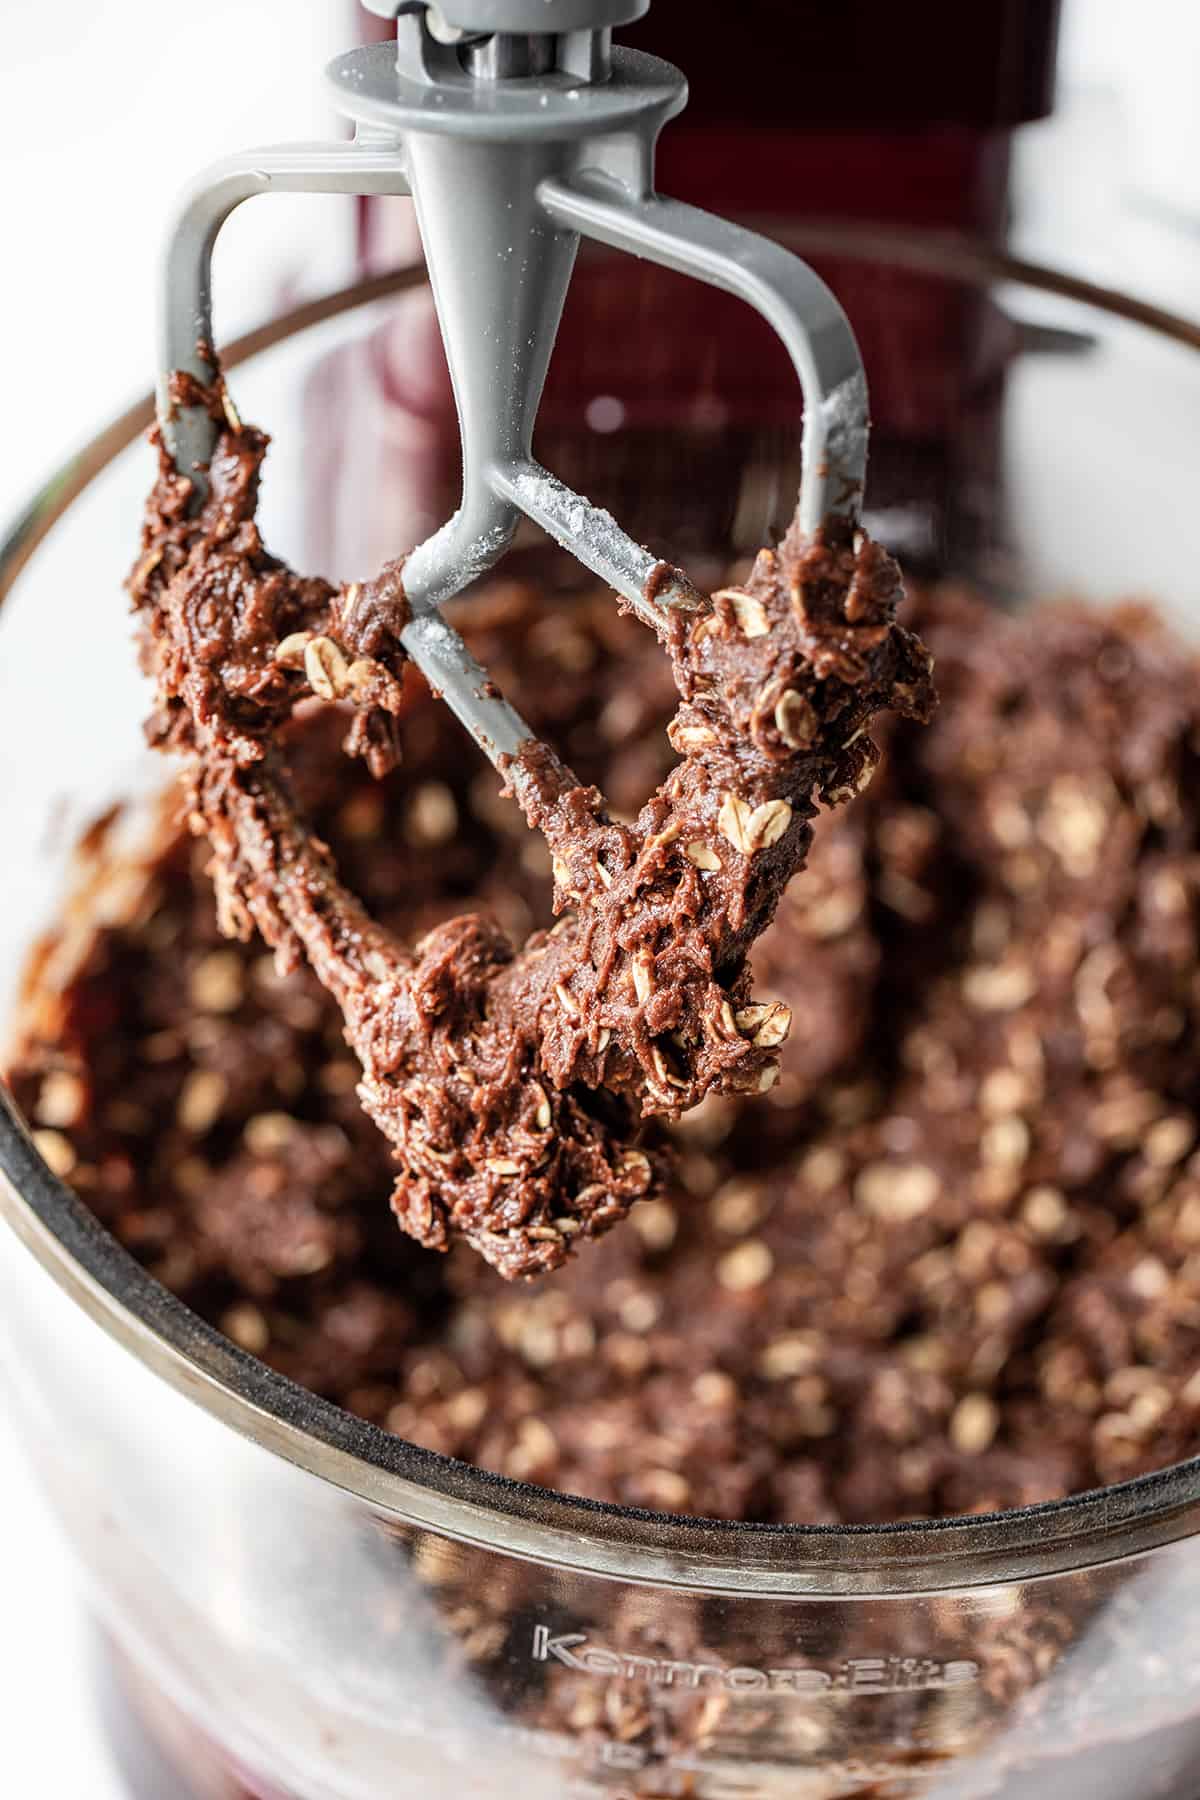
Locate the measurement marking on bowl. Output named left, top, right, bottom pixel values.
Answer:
left=530, top=1624, right=978, bottom=1693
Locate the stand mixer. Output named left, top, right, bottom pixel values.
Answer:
left=19, top=13, right=1200, bottom=1800
left=159, top=0, right=869, bottom=779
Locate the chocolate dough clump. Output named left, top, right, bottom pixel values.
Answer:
left=11, top=580, right=1200, bottom=1522
left=130, top=376, right=931, bottom=1274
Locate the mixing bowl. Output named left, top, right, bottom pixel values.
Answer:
left=2, top=232, right=1200, bottom=1800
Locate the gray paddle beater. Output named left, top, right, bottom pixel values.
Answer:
left=158, top=0, right=868, bottom=773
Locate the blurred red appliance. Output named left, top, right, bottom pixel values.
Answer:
left=313, top=1, right=1061, bottom=577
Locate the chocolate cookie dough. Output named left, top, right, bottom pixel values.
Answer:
left=12, top=577, right=1200, bottom=1523
left=131, top=374, right=932, bottom=1275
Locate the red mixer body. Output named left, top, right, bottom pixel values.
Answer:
left=315, top=1, right=1061, bottom=578
left=358, top=0, right=1059, bottom=436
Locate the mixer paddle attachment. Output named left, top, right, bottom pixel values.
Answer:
left=145, top=0, right=931, bottom=1275
left=160, top=0, right=868, bottom=775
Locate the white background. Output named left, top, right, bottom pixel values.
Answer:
left=0, top=1, right=1199, bottom=1794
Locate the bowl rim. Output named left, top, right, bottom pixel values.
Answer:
left=5, top=232, right=1200, bottom=1600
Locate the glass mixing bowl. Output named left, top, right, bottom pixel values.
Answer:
left=2, top=233, right=1200, bottom=1800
